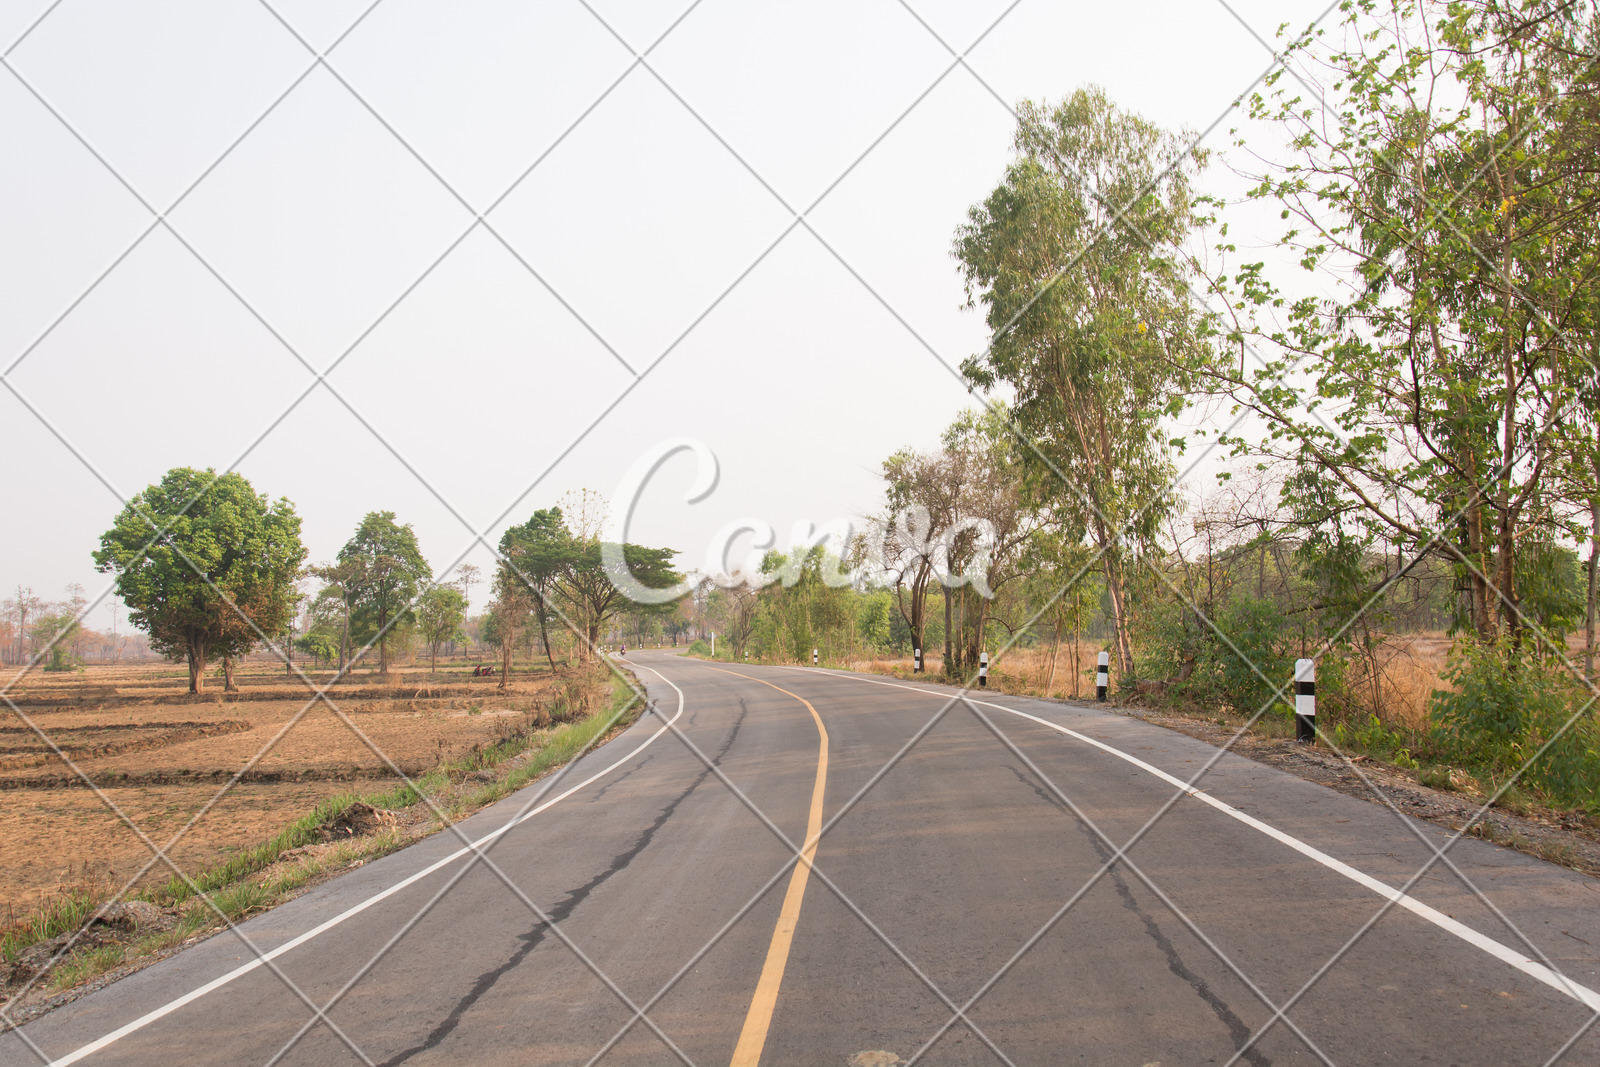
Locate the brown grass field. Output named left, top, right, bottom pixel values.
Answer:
left=0, top=658, right=572, bottom=923
left=836, top=633, right=1459, bottom=727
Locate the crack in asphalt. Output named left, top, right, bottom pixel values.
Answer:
left=1004, top=765, right=1272, bottom=1066
left=377, top=694, right=752, bottom=1065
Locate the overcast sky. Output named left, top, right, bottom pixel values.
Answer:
left=1, top=0, right=1335, bottom=617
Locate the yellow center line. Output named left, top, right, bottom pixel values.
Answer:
left=696, top=664, right=829, bottom=1067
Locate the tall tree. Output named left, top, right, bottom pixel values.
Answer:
left=338, top=511, right=430, bottom=676
left=1208, top=0, right=1600, bottom=654
left=94, top=468, right=305, bottom=694
left=309, top=559, right=360, bottom=675
left=4, top=585, right=44, bottom=666
left=955, top=88, right=1212, bottom=675
left=559, top=541, right=680, bottom=656
left=500, top=508, right=577, bottom=670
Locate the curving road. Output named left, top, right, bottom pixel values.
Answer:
left=5, top=650, right=1600, bottom=1066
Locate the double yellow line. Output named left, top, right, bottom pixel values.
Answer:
left=695, top=665, right=829, bottom=1067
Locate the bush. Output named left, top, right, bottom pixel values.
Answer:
left=1430, top=639, right=1599, bottom=809
left=1137, top=594, right=1296, bottom=719
left=686, top=640, right=712, bottom=657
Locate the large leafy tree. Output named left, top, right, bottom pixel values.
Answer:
left=560, top=541, right=680, bottom=656
left=955, top=87, right=1212, bottom=674
left=338, top=511, right=430, bottom=675
left=499, top=507, right=577, bottom=670
left=94, top=468, right=306, bottom=694
left=1208, top=0, right=1599, bottom=655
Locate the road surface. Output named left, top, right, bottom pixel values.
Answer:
left=5, top=650, right=1599, bottom=1065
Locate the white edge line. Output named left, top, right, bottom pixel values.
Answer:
left=782, top=666, right=1600, bottom=1013
left=42, top=669, right=684, bottom=1067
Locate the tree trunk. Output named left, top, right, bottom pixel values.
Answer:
left=378, top=607, right=389, bottom=676
left=340, top=596, right=350, bottom=676
left=1586, top=489, right=1598, bottom=682
left=942, top=591, right=953, bottom=678
left=223, top=654, right=236, bottom=692
left=1101, top=549, right=1135, bottom=678
left=499, top=616, right=515, bottom=690
left=1045, top=626, right=1061, bottom=698
left=187, top=635, right=206, bottom=695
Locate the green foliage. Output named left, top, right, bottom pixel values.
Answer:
left=1137, top=594, right=1295, bottom=718
left=31, top=612, right=80, bottom=671
left=93, top=468, right=306, bottom=693
left=686, top=639, right=711, bottom=656
left=955, top=87, right=1216, bottom=674
left=1431, top=639, right=1599, bottom=808
left=338, top=512, right=430, bottom=672
left=417, top=585, right=468, bottom=670
left=294, top=630, right=339, bottom=665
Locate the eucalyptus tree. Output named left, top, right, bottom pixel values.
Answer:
left=337, top=511, right=430, bottom=675
left=955, top=87, right=1213, bottom=674
left=94, top=468, right=305, bottom=694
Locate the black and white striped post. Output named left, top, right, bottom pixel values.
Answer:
left=978, top=651, right=988, bottom=687
left=1295, top=658, right=1316, bottom=743
left=1096, top=651, right=1109, bottom=702
left=914, top=647, right=923, bottom=673
left=812, top=647, right=818, bottom=666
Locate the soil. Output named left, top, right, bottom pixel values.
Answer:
left=0, top=659, right=568, bottom=917
left=1124, top=706, right=1600, bottom=877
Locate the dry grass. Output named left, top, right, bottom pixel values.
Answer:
left=832, top=634, right=1456, bottom=730
left=0, top=657, right=578, bottom=917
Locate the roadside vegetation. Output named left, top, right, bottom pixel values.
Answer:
left=665, top=1, right=1600, bottom=827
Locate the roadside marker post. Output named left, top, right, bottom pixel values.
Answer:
left=1295, top=658, right=1316, bottom=743
left=813, top=648, right=818, bottom=666
left=1096, top=651, right=1109, bottom=702
left=914, top=647, right=922, bottom=673
left=978, top=651, right=988, bottom=687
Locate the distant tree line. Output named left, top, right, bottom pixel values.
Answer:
left=90, top=469, right=679, bottom=695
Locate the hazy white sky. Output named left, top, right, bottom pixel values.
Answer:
left=2, top=0, right=1334, bottom=614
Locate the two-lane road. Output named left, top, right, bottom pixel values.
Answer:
left=6, top=651, right=1600, bottom=1065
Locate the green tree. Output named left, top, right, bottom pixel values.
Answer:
left=417, top=585, right=468, bottom=674
left=500, top=507, right=578, bottom=670
left=560, top=540, right=681, bottom=656
left=94, top=468, right=306, bottom=694
left=955, top=87, right=1212, bottom=676
left=1210, top=0, right=1599, bottom=658
left=337, top=511, right=430, bottom=676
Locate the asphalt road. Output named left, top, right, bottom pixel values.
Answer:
left=6, top=650, right=1600, bottom=1066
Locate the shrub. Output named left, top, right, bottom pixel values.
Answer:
left=1136, top=594, right=1295, bottom=719
left=1430, top=639, right=1599, bottom=809
left=686, top=640, right=712, bottom=657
